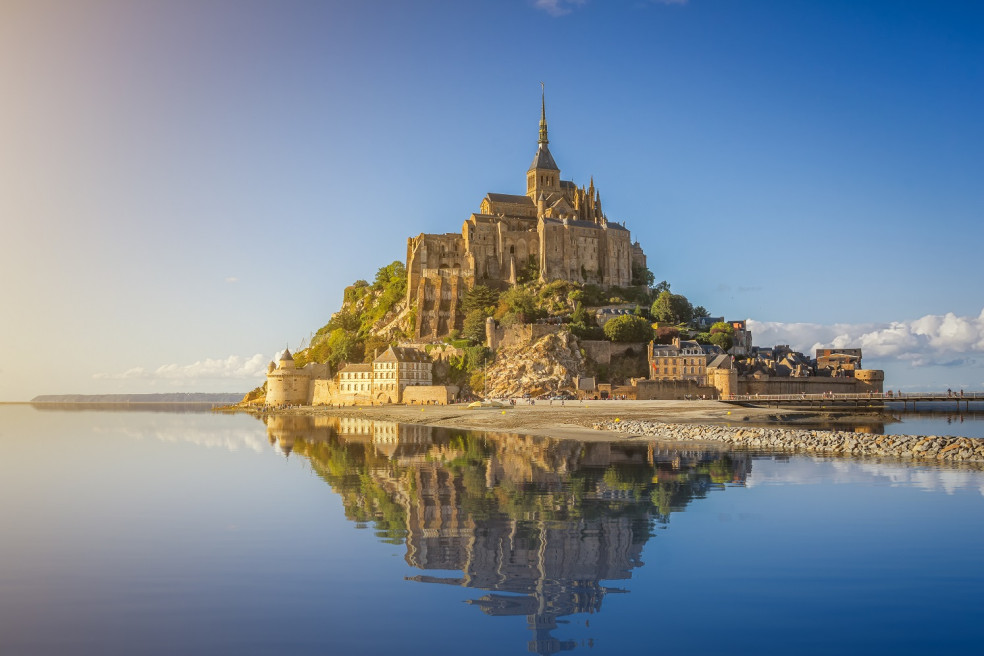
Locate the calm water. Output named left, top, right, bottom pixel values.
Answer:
left=736, top=401, right=984, bottom=438
left=2, top=405, right=983, bottom=655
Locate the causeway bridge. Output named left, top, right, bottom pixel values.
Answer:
left=722, top=391, right=984, bottom=411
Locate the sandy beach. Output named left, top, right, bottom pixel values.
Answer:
left=240, top=400, right=984, bottom=463
left=247, top=399, right=884, bottom=442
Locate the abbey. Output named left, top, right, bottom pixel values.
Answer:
left=406, top=95, right=648, bottom=339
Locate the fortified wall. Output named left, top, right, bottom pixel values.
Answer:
left=632, top=379, right=719, bottom=400
left=402, top=385, right=459, bottom=405
left=265, top=349, right=331, bottom=406
left=735, top=369, right=884, bottom=396
left=579, top=340, right=647, bottom=366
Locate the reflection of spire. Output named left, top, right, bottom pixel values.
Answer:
left=268, top=418, right=753, bottom=654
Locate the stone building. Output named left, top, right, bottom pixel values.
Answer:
left=729, top=320, right=753, bottom=357
left=265, top=348, right=331, bottom=406
left=406, top=93, right=649, bottom=339
left=312, top=346, right=445, bottom=406
left=816, top=348, right=863, bottom=372
left=372, top=346, right=433, bottom=403
left=648, top=338, right=708, bottom=384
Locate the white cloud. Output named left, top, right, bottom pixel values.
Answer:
left=533, top=0, right=587, bottom=17
left=747, top=308, right=984, bottom=367
left=107, top=421, right=269, bottom=454
left=748, top=457, right=984, bottom=497
left=95, top=353, right=271, bottom=381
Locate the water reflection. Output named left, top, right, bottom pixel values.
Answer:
left=262, top=415, right=750, bottom=654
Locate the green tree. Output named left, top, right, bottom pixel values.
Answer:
left=517, top=256, right=539, bottom=283
left=343, top=280, right=370, bottom=303
left=462, top=285, right=499, bottom=315
left=372, top=261, right=406, bottom=289
left=709, top=321, right=734, bottom=351
left=710, top=321, right=734, bottom=336
left=495, top=286, right=540, bottom=324
left=693, top=305, right=710, bottom=319
left=710, top=332, right=734, bottom=352
left=603, top=315, right=653, bottom=343
left=462, top=309, right=489, bottom=343
left=653, top=280, right=671, bottom=295
left=650, top=291, right=693, bottom=324
left=326, top=328, right=362, bottom=368
left=569, top=301, right=604, bottom=339
left=631, top=262, right=655, bottom=287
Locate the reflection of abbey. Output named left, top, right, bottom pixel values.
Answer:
left=406, top=94, right=647, bottom=339
left=261, top=416, right=751, bottom=654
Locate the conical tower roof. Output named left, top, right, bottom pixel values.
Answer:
left=529, top=144, right=559, bottom=172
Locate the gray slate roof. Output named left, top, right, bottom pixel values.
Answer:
left=529, top=144, right=559, bottom=171
left=707, top=354, right=732, bottom=369
left=374, top=346, right=430, bottom=363
left=486, top=193, right=534, bottom=206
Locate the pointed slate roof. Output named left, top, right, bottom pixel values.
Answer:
left=529, top=143, right=559, bottom=172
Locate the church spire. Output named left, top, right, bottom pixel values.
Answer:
left=527, top=84, right=559, bottom=197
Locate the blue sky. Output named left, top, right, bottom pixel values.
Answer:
left=1, top=0, right=982, bottom=400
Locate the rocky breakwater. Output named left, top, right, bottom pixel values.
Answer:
left=594, top=420, right=984, bottom=463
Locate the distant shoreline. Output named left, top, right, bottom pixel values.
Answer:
left=29, top=393, right=245, bottom=404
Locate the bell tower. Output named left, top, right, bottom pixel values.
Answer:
left=527, top=86, right=560, bottom=201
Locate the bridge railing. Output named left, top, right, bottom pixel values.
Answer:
left=725, top=392, right=984, bottom=402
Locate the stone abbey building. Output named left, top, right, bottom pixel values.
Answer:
left=407, top=95, right=648, bottom=339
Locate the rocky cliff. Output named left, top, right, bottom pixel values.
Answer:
left=483, top=331, right=586, bottom=398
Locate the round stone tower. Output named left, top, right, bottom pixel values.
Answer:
left=854, top=369, right=885, bottom=394
left=266, top=348, right=308, bottom=406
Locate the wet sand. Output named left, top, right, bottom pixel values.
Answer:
left=245, top=399, right=890, bottom=442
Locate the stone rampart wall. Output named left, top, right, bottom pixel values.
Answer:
left=580, top=340, right=647, bottom=366
left=736, top=375, right=884, bottom=396
left=402, top=385, right=459, bottom=405
left=632, top=379, right=719, bottom=400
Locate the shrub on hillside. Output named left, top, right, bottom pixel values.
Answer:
left=603, top=315, right=653, bottom=343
